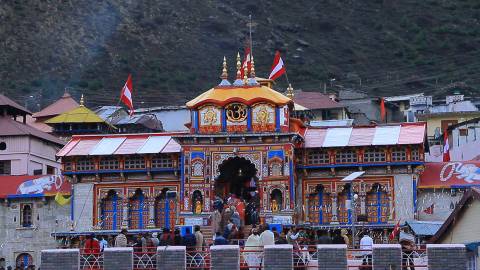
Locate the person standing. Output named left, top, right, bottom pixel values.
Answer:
left=173, top=228, right=182, bottom=246
left=214, top=232, right=229, bottom=245
left=182, top=227, right=197, bottom=248
left=244, top=229, right=261, bottom=270
left=83, top=234, right=100, bottom=254
left=151, top=232, right=160, bottom=247
left=212, top=209, right=222, bottom=237
left=194, top=225, right=205, bottom=250
left=316, top=230, right=332, bottom=244
left=99, top=236, right=109, bottom=252
left=341, top=229, right=350, bottom=247
left=259, top=224, right=275, bottom=246
left=159, top=228, right=174, bottom=246
left=332, top=230, right=346, bottom=244
left=360, top=231, right=373, bottom=269
left=115, top=229, right=128, bottom=247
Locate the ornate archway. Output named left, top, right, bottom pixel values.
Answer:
left=215, top=156, right=258, bottom=200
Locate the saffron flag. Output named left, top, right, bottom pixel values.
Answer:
left=120, top=74, right=134, bottom=116
left=389, top=220, right=401, bottom=240
left=423, top=204, right=434, bottom=215
left=443, top=130, right=450, bottom=162
left=240, top=45, right=251, bottom=78
left=55, top=192, right=71, bottom=206
left=268, top=51, right=286, bottom=80
left=380, top=98, right=386, bottom=122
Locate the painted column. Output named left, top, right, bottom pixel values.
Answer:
left=330, top=193, right=339, bottom=224
left=95, top=198, right=103, bottom=229
left=360, top=194, right=366, bottom=215
left=147, top=197, right=156, bottom=228
left=387, top=185, right=394, bottom=221
left=121, top=199, right=129, bottom=229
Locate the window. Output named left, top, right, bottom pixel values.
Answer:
left=124, top=157, right=145, bottom=170
left=366, top=184, right=389, bottom=224
left=64, top=161, right=74, bottom=171
left=0, top=160, right=11, bottom=175
left=76, top=159, right=94, bottom=171
left=391, top=148, right=407, bottom=161
left=0, top=142, right=6, bottom=150
left=155, top=188, right=177, bottom=229
left=269, top=161, right=283, bottom=177
left=99, top=158, right=119, bottom=170
left=21, top=204, right=33, bottom=227
left=335, top=149, right=357, bottom=163
left=152, top=155, right=173, bottom=168
left=191, top=161, right=204, bottom=177
left=363, top=148, right=386, bottom=163
left=46, top=165, right=56, bottom=174
left=307, top=150, right=329, bottom=164
left=411, top=147, right=420, bottom=161
left=308, top=186, right=332, bottom=224
left=129, top=189, right=149, bottom=229
left=101, top=190, right=123, bottom=230
left=33, top=169, right=42, bottom=175
left=16, top=253, right=33, bottom=269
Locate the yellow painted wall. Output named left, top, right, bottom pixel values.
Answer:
left=439, top=200, right=480, bottom=244
left=425, top=115, right=480, bottom=137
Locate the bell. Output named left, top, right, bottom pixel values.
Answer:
left=238, top=168, right=243, bottom=176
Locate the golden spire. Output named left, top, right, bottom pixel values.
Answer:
left=250, top=56, right=256, bottom=78
left=286, top=84, right=294, bottom=99
left=221, top=56, right=228, bottom=79
left=243, top=64, right=248, bottom=85
left=218, top=56, right=231, bottom=86
left=80, top=94, right=85, bottom=106
left=236, top=52, right=241, bottom=79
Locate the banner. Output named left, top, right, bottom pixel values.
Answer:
left=419, top=162, right=480, bottom=188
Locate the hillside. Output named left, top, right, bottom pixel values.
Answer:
left=1, top=0, right=480, bottom=109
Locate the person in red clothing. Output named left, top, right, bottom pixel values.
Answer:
left=83, top=234, right=101, bottom=255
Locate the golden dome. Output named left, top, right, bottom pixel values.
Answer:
left=186, top=85, right=292, bottom=108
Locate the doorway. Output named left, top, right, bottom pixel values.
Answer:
left=215, top=156, right=258, bottom=200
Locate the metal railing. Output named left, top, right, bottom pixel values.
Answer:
left=240, top=248, right=263, bottom=269
left=80, top=251, right=104, bottom=270
left=293, top=246, right=317, bottom=269
left=402, top=249, right=427, bottom=270
left=347, top=249, right=372, bottom=269
left=186, top=247, right=211, bottom=269
left=133, top=249, right=157, bottom=270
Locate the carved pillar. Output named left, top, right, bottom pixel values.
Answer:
left=147, top=197, right=156, bottom=228
left=330, top=192, right=339, bottom=224
left=121, top=199, right=129, bottom=229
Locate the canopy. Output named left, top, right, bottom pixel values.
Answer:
left=0, top=175, right=71, bottom=198
left=419, top=161, right=480, bottom=188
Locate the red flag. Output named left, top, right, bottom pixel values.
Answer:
left=120, top=74, right=134, bottom=116
left=240, top=46, right=251, bottom=78
left=443, top=130, right=450, bottom=162
left=268, top=51, right=286, bottom=80
left=423, top=204, right=434, bottom=214
left=380, top=98, right=386, bottom=122
left=389, top=220, right=401, bottom=240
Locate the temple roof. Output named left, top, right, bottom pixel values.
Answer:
left=45, top=104, right=108, bottom=125
left=0, top=94, right=32, bottom=116
left=32, top=92, right=79, bottom=119
left=186, top=85, right=292, bottom=108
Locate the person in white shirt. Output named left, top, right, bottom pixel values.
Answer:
left=359, top=230, right=373, bottom=268
left=259, top=224, right=275, bottom=246
left=244, top=229, right=262, bottom=270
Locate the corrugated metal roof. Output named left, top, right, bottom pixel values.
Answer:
left=67, top=139, right=101, bottom=156
left=89, top=137, right=126, bottom=155
left=161, top=138, right=181, bottom=153
left=114, top=137, right=147, bottom=155
left=406, top=220, right=443, bottom=236
left=304, top=123, right=426, bottom=148
left=137, top=136, right=170, bottom=154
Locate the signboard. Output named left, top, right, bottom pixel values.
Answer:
left=184, top=217, right=204, bottom=226
left=271, top=215, right=293, bottom=225
left=419, top=162, right=480, bottom=188
left=446, top=95, right=464, bottom=104
left=410, top=96, right=432, bottom=106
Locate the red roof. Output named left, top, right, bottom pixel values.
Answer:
left=293, top=91, right=344, bottom=110
left=0, top=175, right=71, bottom=198
left=0, top=94, right=32, bottom=115
left=32, top=92, right=79, bottom=118
left=0, top=116, right=64, bottom=145
left=304, top=122, right=426, bottom=148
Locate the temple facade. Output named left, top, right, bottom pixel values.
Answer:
left=57, top=56, right=427, bottom=244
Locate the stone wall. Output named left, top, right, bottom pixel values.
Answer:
left=40, top=244, right=469, bottom=270
left=0, top=196, right=70, bottom=268
left=73, top=182, right=94, bottom=231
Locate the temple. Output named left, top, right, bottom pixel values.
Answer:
left=57, top=55, right=427, bottom=243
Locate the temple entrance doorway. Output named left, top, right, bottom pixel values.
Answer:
left=215, top=156, right=258, bottom=200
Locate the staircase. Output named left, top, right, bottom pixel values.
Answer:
left=201, top=225, right=214, bottom=244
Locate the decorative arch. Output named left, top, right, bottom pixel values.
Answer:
left=365, top=183, right=389, bottom=223
left=192, top=190, right=203, bottom=214
left=270, top=188, right=283, bottom=212
left=268, top=157, right=283, bottom=177
left=212, top=152, right=262, bottom=179
left=16, top=253, right=33, bottom=269
left=308, top=184, right=332, bottom=224
left=101, top=189, right=123, bottom=230
left=155, top=188, right=177, bottom=229
left=128, top=188, right=149, bottom=229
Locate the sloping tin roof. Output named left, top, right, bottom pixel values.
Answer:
left=406, top=220, right=443, bottom=236
left=186, top=85, right=292, bottom=108
left=304, top=122, right=426, bottom=148
left=57, top=133, right=183, bottom=157
left=0, top=94, right=32, bottom=115
left=0, top=116, right=64, bottom=145
left=45, top=105, right=107, bottom=124
left=293, top=91, right=344, bottom=110
left=32, top=93, right=79, bottom=118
